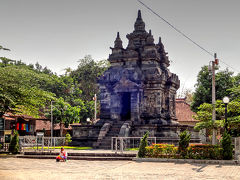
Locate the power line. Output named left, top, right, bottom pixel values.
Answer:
left=137, top=0, right=240, bottom=73
left=137, top=0, right=214, bottom=57
left=219, top=59, right=240, bottom=73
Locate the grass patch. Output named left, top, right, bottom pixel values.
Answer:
left=125, top=148, right=139, bottom=151
left=26, top=146, right=92, bottom=150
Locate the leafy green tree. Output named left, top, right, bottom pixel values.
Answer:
left=70, top=55, right=109, bottom=101
left=46, top=98, right=82, bottom=136
left=228, top=85, right=240, bottom=101
left=191, top=66, right=235, bottom=112
left=194, top=102, right=222, bottom=131
left=0, top=66, right=55, bottom=117
left=0, top=57, right=15, bottom=67
left=0, top=55, right=109, bottom=125
left=194, top=99, right=240, bottom=135
left=9, top=130, right=19, bottom=154
left=65, top=55, right=109, bottom=120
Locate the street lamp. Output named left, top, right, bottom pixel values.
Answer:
left=50, top=101, right=55, bottom=143
left=223, top=96, right=230, bottom=132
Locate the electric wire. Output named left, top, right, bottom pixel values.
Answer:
left=137, top=0, right=240, bottom=73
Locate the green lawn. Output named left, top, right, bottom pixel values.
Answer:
left=125, top=148, right=139, bottom=151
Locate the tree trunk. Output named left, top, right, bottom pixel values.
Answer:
left=60, top=122, right=64, bottom=137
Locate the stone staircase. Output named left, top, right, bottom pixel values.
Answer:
left=17, top=151, right=135, bottom=161
left=97, top=122, right=126, bottom=149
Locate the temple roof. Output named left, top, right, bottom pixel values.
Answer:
left=108, top=10, right=172, bottom=68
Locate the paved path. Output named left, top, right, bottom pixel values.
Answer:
left=1, top=158, right=240, bottom=180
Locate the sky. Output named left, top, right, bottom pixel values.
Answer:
left=0, top=0, right=240, bottom=94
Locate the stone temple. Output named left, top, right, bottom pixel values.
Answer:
left=71, top=10, right=200, bottom=148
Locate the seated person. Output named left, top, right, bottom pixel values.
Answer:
left=56, top=147, right=67, bottom=162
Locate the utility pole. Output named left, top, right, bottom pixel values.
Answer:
left=50, top=101, right=54, bottom=145
left=211, top=53, right=218, bottom=145
left=94, top=94, right=97, bottom=122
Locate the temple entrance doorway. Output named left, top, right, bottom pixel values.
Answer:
left=120, top=92, right=131, bottom=121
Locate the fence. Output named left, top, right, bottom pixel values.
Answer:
left=111, top=137, right=156, bottom=153
left=234, top=137, right=240, bottom=159
left=19, top=136, right=65, bottom=152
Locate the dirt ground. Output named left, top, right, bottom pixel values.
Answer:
left=1, top=158, right=240, bottom=180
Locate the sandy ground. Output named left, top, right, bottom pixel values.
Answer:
left=1, top=158, right=240, bottom=180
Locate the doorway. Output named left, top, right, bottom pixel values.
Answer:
left=120, top=92, right=131, bottom=120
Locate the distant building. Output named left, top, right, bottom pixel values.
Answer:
left=175, top=98, right=199, bottom=126
left=2, top=113, right=48, bottom=137
left=0, top=113, right=71, bottom=145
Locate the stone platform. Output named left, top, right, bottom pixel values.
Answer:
left=16, top=149, right=136, bottom=161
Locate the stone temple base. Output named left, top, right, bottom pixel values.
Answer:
left=71, top=121, right=201, bottom=149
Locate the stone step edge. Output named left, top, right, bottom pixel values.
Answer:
left=133, top=158, right=239, bottom=165
left=23, top=152, right=136, bottom=157
left=17, top=155, right=133, bottom=161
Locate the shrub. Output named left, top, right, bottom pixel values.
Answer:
left=146, top=143, right=178, bottom=158
left=145, top=143, right=224, bottom=160
left=0, top=143, right=2, bottom=149
left=188, top=144, right=223, bottom=160
left=178, top=130, right=191, bottom=158
left=137, top=132, right=149, bottom=158
left=65, top=133, right=72, bottom=145
left=222, top=131, right=233, bottom=160
left=9, top=130, right=19, bottom=154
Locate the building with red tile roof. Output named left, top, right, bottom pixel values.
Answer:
left=175, top=98, right=199, bottom=126
left=1, top=113, right=72, bottom=138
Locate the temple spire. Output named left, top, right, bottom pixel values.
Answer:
left=157, top=37, right=165, bottom=52
left=146, top=29, right=154, bottom=45
left=137, top=10, right=142, bottom=20
left=157, top=36, right=170, bottom=66
left=134, top=10, right=146, bottom=32
left=114, top=32, right=123, bottom=49
left=158, top=37, right=162, bottom=44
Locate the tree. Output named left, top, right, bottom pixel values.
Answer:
left=0, top=45, right=10, bottom=51
left=0, top=57, right=15, bottom=67
left=0, top=66, right=55, bottom=117
left=194, top=103, right=217, bottom=131
left=46, top=98, right=82, bottom=136
left=191, top=66, right=235, bottom=112
left=228, top=85, right=240, bottom=101
left=138, top=131, right=149, bottom=158
left=178, top=130, right=191, bottom=158
left=9, top=130, right=19, bottom=154
left=234, top=73, right=240, bottom=85
left=70, top=55, right=109, bottom=101
left=66, top=55, right=109, bottom=120
left=0, top=55, right=108, bottom=125
left=222, top=131, right=233, bottom=160
left=194, top=99, right=240, bottom=135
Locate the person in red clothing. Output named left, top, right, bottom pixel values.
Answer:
left=56, top=147, right=67, bottom=162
